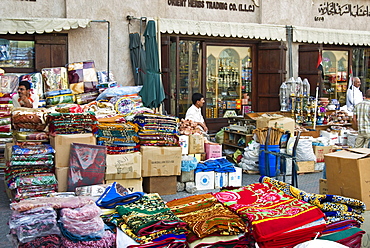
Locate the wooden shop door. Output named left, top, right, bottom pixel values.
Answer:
left=256, top=41, right=287, bottom=112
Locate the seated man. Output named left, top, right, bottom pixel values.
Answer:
left=12, top=80, right=39, bottom=108
left=185, top=93, right=208, bottom=133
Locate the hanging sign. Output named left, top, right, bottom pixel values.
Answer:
left=167, top=0, right=259, bottom=12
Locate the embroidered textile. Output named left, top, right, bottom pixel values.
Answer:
left=116, top=193, right=188, bottom=244
left=166, top=193, right=247, bottom=239
left=260, top=176, right=365, bottom=224
left=214, top=182, right=326, bottom=247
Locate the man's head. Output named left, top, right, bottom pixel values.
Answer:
left=353, top=77, right=361, bottom=88
left=17, top=81, right=31, bottom=97
left=192, top=93, right=205, bottom=108
left=365, top=89, right=370, bottom=99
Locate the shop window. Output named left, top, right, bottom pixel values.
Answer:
left=206, top=45, right=252, bottom=118
left=321, top=50, right=348, bottom=105
left=352, top=48, right=370, bottom=93
left=0, top=39, right=34, bottom=68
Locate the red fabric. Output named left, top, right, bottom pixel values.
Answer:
left=214, top=182, right=326, bottom=244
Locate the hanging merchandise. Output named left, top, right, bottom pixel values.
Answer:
left=139, top=20, right=165, bottom=109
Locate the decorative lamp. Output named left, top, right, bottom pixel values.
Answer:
left=302, top=78, right=310, bottom=97
left=279, top=81, right=288, bottom=112
left=286, top=77, right=295, bottom=97
left=296, top=77, right=303, bottom=97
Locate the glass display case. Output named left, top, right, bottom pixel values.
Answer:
left=322, top=50, right=348, bottom=105
left=0, top=39, right=34, bottom=68
left=352, top=48, right=370, bottom=93
left=206, top=46, right=252, bottom=118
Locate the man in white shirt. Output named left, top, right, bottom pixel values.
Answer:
left=185, top=93, right=208, bottom=132
left=346, top=77, right=363, bottom=112
left=12, top=81, right=39, bottom=108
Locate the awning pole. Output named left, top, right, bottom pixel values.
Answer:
left=286, top=25, right=293, bottom=78
left=91, top=20, right=110, bottom=76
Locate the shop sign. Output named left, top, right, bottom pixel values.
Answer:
left=316, top=2, right=370, bottom=21
left=167, top=0, right=259, bottom=12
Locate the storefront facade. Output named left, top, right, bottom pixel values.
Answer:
left=2, top=0, right=370, bottom=131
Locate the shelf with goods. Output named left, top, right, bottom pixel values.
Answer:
left=322, top=73, right=347, bottom=105
left=322, top=50, right=349, bottom=106
left=223, top=129, right=253, bottom=150
left=206, top=46, right=252, bottom=119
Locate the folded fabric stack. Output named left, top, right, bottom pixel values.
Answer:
left=8, top=206, right=61, bottom=247
left=260, top=176, right=367, bottom=248
left=133, top=113, right=180, bottom=146
left=114, top=193, right=188, bottom=247
left=44, top=89, right=75, bottom=107
left=47, top=111, right=98, bottom=135
left=12, top=108, right=48, bottom=131
left=167, top=193, right=249, bottom=247
left=0, top=100, right=12, bottom=169
left=5, top=143, right=57, bottom=201
left=195, top=157, right=236, bottom=173
left=97, top=122, right=140, bottom=154
left=214, top=182, right=327, bottom=248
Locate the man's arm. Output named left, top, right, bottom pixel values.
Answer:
left=352, top=113, right=358, bottom=130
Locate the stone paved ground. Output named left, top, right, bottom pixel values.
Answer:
left=0, top=172, right=323, bottom=248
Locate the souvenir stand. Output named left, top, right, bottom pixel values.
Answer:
left=0, top=65, right=366, bottom=248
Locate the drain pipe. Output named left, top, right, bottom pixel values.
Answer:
left=286, top=25, right=293, bottom=78
left=91, top=20, right=110, bottom=75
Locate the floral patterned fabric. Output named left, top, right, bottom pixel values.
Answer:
left=260, top=176, right=365, bottom=224
left=166, top=193, right=247, bottom=239
left=116, top=193, right=188, bottom=244
left=214, top=182, right=326, bottom=248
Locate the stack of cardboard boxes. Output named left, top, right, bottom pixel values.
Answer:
left=180, top=134, right=243, bottom=191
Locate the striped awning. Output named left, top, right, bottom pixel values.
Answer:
left=158, top=18, right=286, bottom=41
left=293, top=25, right=370, bottom=46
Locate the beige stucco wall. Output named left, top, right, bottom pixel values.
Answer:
left=2, top=0, right=370, bottom=85
left=0, top=0, right=65, bottom=18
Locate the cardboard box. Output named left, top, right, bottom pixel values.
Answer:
left=142, top=176, right=177, bottom=195
left=205, top=143, right=222, bottom=159
left=195, top=171, right=215, bottom=190
left=215, top=172, right=228, bottom=189
left=55, top=167, right=69, bottom=192
left=140, top=146, right=182, bottom=177
left=228, top=167, right=243, bottom=187
left=179, top=135, right=189, bottom=155
left=106, top=178, right=143, bottom=192
left=5, top=142, right=14, bottom=162
left=256, top=116, right=295, bottom=134
left=50, top=134, right=96, bottom=168
left=105, top=152, right=141, bottom=180
left=297, top=161, right=315, bottom=173
left=319, top=179, right=328, bottom=195
left=325, top=148, right=370, bottom=210
left=313, top=145, right=333, bottom=163
left=4, top=180, right=15, bottom=201
left=188, top=134, right=205, bottom=154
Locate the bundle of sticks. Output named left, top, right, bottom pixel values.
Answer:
left=252, top=127, right=285, bottom=145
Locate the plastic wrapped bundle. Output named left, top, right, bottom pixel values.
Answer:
left=41, top=67, right=69, bottom=92
left=67, top=60, right=98, bottom=94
